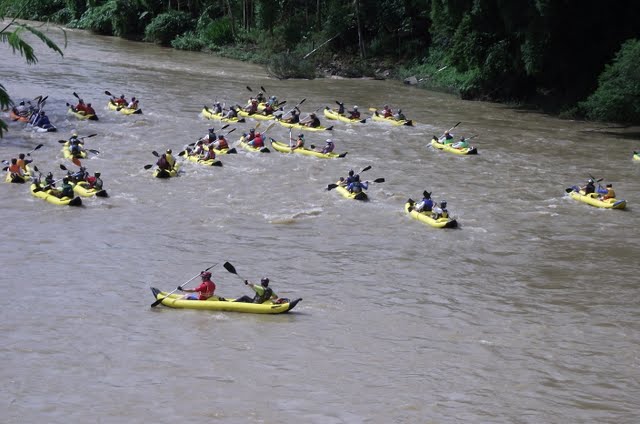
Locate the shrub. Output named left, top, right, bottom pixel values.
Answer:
left=266, top=53, right=316, bottom=80
left=200, top=17, right=234, bottom=47
left=171, top=31, right=204, bottom=51
left=579, top=39, right=640, bottom=123
left=144, top=10, right=194, bottom=46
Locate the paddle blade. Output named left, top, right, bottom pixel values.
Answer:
left=360, top=165, right=372, bottom=173
left=221, top=124, right=230, bottom=130
left=144, top=164, right=153, bottom=170
left=150, top=297, right=165, bottom=308
left=59, top=164, right=68, bottom=170
left=223, top=261, right=237, bottom=275
left=338, top=152, right=348, bottom=158
left=72, top=157, right=82, bottom=167
left=373, top=178, right=385, bottom=183
left=327, top=183, right=338, bottom=191
left=104, top=90, right=112, bottom=96
left=58, top=139, right=68, bottom=143
left=152, top=151, right=159, bottom=157
left=261, top=86, right=266, bottom=92
left=246, top=86, right=252, bottom=92
left=326, top=126, right=334, bottom=131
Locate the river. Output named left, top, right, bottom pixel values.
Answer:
left=1, top=25, right=639, bottom=424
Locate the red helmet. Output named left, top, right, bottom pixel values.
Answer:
left=201, top=271, right=212, bottom=279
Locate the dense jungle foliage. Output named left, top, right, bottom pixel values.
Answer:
left=3, top=0, right=640, bottom=123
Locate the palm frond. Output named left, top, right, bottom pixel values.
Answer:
left=19, top=23, right=65, bottom=57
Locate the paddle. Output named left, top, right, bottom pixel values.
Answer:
left=326, top=165, right=372, bottom=190
left=73, top=92, right=80, bottom=100
left=57, top=134, right=97, bottom=144
left=439, top=122, right=462, bottom=141
left=260, top=86, right=267, bottom=93
left=327, top=177, right=384, bottom=191
left=246, top=86, right=252, bottom=92
left=2, top=144, right=44, bottom=165
left=279, top=98, right=306, bottom=119
left=223, top=261, right=247, bottom=283
left=33, top=176, right=67, bottom=192
left=151, top=263, right=219, bottom=307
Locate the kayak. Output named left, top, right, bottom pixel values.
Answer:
left=201, top=107, right=245, bottom=123
left=323, top=107, right=366, bottom=124
left=9, top=110, right=30, bottom=122
left=430, top=139, right=478, bottom=155
left=29, top=183, right=82, bottom=206
left=238, top=109, right=278, bottom=121
left=107, top=100, right=142, bottom=115
left=67, top=107, right=98, bottom=121
left=371, top=110, right=413, bottom=126
left=209, top=146, right=237, bottom=155
left=270, top=139, right=347, bottom=159
left=72, top=181, right=108, bottom=198
left=275, top=118, right=333, bottom=132
left=31, top=124, right=57, bottom=132
left=183, top=152, right=223, bottom=167
left=5, top=170, right=31, bottom=184
left=153, top=163, right=181, bottom=178
left=404, top=200, right=458, bottom=229
left=238, top=136, right=270, bottom=153
left=335, top=184, right=368, bottom=201
left=62, top=142, right=87, bottom=159
left=567, top=189, right=626, bottom=209
left=150, top=287, right=302, bottom=314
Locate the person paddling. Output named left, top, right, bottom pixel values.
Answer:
left=179, top=271, right=217, bottom=300
left=234, top=277, right=278, bottom=304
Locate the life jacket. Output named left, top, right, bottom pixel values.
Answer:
left=252, top=135, right=264, bottom=147
left=322, top=142, right=334, bottom=153
left=8, top=163, right=22, bottom=174
left=198, top=280, right=216, bottom=300
left=253, top=286, right=273, bottom=303
left=216, top=138, right=229, bottom=150
left=165, top=154, right=175, bottom=168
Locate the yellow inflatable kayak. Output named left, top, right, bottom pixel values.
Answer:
left=61, top=142, right=87, bottom=160
left=182, top=153, right=222, bottom=167
left=238, top=109, right=278, bottom=121
left=107, top=100, right=142, bottom=115
left=334, top=184, right=368, bottom=201
left=153, top=163, right=181, bottom=178
left=633, top=151, right=639, bottom=161
left=566, top=188, right=626, bottom=209
left=150, top=288, right=302, bottom=314
left=430, top=139, right=477, bottom=155
left=67, top=107, right=98, bottom=121
left=276, top=118, right=333, bottom=132
left=323, top=107, right=366, bottom=124
left=5, top=165, right=31, bottom=183
left=370, top=110, right=413, bottom=126
left=238, top=136, right=270, bottom=153
left=201, top=107, right=245, bottom=123
left=72, top=181, right=108, bottom=198
left=270, top=140, right=346, bottom=158
left=29, top=183, right=82, bottom=206
left=404, top=200, right=458, bottom=228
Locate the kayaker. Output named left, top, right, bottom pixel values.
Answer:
left=15, top=101, right=29, bottom=116
left=256, top=92, right=266, bottom=103
left=200, top=127, right=217, bottom=143
left=411, top=191, right=434, bottom=212
left=212, top=102, right=223, bottom=114
left=16, top=153, right=32, bottom=173
left=69, top=134, right=84, bottom=157
left=179, top=271, right=217, bottom=300
left=282, top=108, right=300, bottom=124
left=127, top=97, right=139, bottom=110
left=394, top=109, right=406, bottom=121
left=347, top=174, right=368, bottom=193
left=165, top=149, right=176, bottom=168
left=381, top=104, right=393, bottom=118
left=33, top=110, right=51, bottom=128
left=44, top=172, right=55, bottom=187
left=85, top=103, right=97, bottom=117
left=348, top=106, right=360, bottom=120
left=300, top=112, right=321, bottom=128
left=224, top=105, right=238, bottom=119
left=75, top=99, right=88, bottom=114
left=234, top=277, right=278, bottom=304
left=431, top=201, right=449, bottom=220
left=247, top=131, right=264, bottom=148
left=201, top=146, right=216, bottom=161
left=266, top=96, right=278, bottom=107
left=291, top=134, right=305, bottom=151
left=440, top=131, right=454, bottom=144
left=262, top=103, right=276, bottom=115
left=339, top=169, right=355, bottom=186
left=7, top=158, right=23, bottom=179
left=244, top=98, right=259, bottom=114
left=336, top=102, right=345, bottom=115
left=192, top=140, right=205, bottom=156
left=244, top=128, right=257, bottom=141
left=114, top=95, right=127, bottom=106
left=156, top=153, right=171, bottom=170
left=452, top=136, right=469, bottom=149
left=86, top=172, right=103, bottom=190
left=599, top=183, right=616, bottom=201
left=320, top=139, right=335, bottom=154
left=581, top=179, right=596, bottom=194
left=211, top=134, right=229, bottom=150
left=69, top=166, right=89, bottom=182
left=52, top=177, right=74, bottom=199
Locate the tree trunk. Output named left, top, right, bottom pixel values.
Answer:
left=355, top=0, right=365, bottom=58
